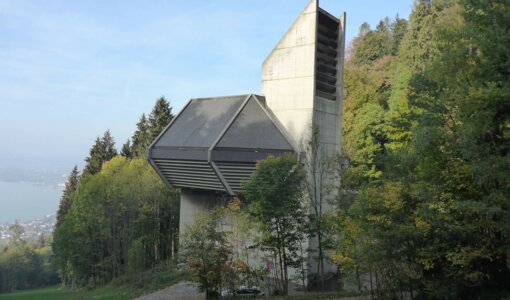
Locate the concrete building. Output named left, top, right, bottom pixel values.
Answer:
left=148, top=0, right=345, bottom=290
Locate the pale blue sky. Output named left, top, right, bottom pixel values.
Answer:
left=0, top=0, right=413, bottom=172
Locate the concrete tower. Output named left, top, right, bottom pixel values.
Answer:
left=262, top=0, right=346, bottom=287
left=263, top=0, right=346, bottom=155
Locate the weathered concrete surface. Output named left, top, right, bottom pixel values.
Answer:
left=262, top=0, right=317, bottom=147
left=262, top=0, right=346, bottom=283
left=179, top=189, right=224, bottom=234
left=134, top=281, right=204, bottom=300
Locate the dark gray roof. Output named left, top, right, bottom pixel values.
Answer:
left=148, top=94, right=295, bottom=195
left=216, top=96, right=293, bottom=150
left=152, top=94, right=294, bottom=152
left=154, top=95, right=247, bottom=148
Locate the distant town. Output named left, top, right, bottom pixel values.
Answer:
left=0, top=214, right=55, bottom=245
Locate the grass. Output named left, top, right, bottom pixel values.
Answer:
left=0, top=263, right=190, bottom=300
left=0, top=288, right=362, bottom=300
left=0, top=286, right=137, bottom=300
left=110, top=263, right=190, bottom=297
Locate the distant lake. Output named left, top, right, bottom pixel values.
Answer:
left=0, top=181, right=62, bottom=223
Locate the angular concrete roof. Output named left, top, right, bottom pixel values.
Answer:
left=148, top=94, right=295, bottom=194
left=216, top=95, right=293, bottom=150
left=154, top=95, right=247, bottom=148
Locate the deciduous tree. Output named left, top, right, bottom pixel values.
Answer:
left=243, top=154, right=306, bottom=296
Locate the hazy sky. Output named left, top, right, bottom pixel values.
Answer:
left=0, top=0, right=413, bottom=172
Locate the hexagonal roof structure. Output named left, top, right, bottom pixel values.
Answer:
left=148, top=94, right=295, bottom=195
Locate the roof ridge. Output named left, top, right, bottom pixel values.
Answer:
left=190, top=93, right=263, bottom=101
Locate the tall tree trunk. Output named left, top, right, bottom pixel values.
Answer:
left=281, top=223, right=288, bottom=296
left=369, top=267, right=374, bottom=300
left=62, top=265, right=66, bottom=287
left=300, top=240, right=307, bottom=294
left=282, top=248, right=288, bottom=295
left=274, top=223, right=284, bottom=295
left=72, top=273, right=76, bottom=290
left=317, top=231, right=325, bottom=291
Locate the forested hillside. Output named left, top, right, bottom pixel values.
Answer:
left=51, top=97, right=180, bottom=289
left=0, top=98, right=182, bottom=294
left=336, top=0, right=509, bottom=298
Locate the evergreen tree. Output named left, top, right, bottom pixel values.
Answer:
left=148, top=96, right=173, bottom=142
left=101, top=129, right=117, bottom=161
left=375, top=17, right=391, bottom=34
left=131, top=114, right=150, bottom=158
left=83, top=137, right=104, bottom=176
left=55, top=166, right=80, bottom=228
left=83, top=130, right=117, bottom=176
left=53, top=165, right=80, bottom=288
left=131, top=97, right=174, bottom=158
left=390, top=15, right=408, bottom=55
left=120, top=139, right=132, bottom=159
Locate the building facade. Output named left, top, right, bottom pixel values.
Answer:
left=148, top=0, right=345, bottom=290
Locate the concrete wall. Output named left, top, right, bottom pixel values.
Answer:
left=179, top=189, right=225, bottom=233
left=262, top=0, right=318, bottom=148
left=262, top=0, right=345, bottom=155
left=262, top=0, right=346, bottom=289
left=315, top=11, right=345, bottom=153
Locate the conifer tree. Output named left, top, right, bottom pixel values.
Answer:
left=83, top=137, right=104, bottom=176
left=120, top=139, right=132, bottom=159
left=131, top=97, right=174, bottom=158
left=55, top=166, right=80, bottom=228
left=131, top=114, right=150, bottom=158
left=148, top=96, right=173, bottom=142
left=101, top=129, right=117, bottom=161
left=53, top=165, right=80, bottom=288
left=83, top=130, right=117, bottom=176
left=390, top=15, right=408, bottom=55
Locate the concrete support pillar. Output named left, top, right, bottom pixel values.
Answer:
left=179, top=189, right=225, bottom=235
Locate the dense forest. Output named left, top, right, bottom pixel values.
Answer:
left=336, top=0, right=509, bottom=298
left=1, top=0, right=508, bottom=298
left=51, top=97, right=179, bottom=289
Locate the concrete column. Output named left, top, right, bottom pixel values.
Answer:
left=179, top=189, right=225, bottom=235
